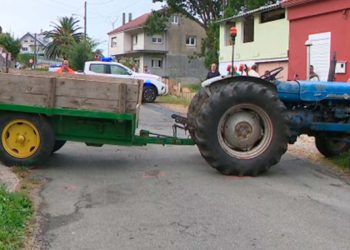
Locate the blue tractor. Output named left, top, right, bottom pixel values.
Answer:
left=186, top=67, right=350, bottom=176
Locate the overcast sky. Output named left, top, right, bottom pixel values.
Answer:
left=0, top=0, right=163, bottom=53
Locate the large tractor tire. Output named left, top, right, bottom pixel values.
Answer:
left=0, top=113, right=55, bottom=166
left=187, top=88, right=209, bottom=143
left=315, top=135, right=350, bottom=158
left=192, top=81, right=290, bottom=176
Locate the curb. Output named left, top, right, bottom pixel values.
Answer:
left=0, top=165, right=20, bottom=192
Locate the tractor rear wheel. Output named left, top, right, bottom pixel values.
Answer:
left=187, top=88, right=209, bottom=144
left=315, top=135, right=350, bottom=157
left=193, top=81, right=290, bottom=176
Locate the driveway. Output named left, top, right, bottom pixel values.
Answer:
left=31, top=104, right=350, bottom=250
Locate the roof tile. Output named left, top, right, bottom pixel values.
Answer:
left=108, top=13, right=151, bottom=35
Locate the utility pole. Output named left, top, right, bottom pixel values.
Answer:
left=34, top=33, right=37, bottom=69
left=84, top=1, right=87, bottom=37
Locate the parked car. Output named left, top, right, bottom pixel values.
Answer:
left=83, top=61, right=168, bottom=102
left=48, top=63, right=62, bottom=73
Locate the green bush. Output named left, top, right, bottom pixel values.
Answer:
left=68, top=40, right=94, bottom=71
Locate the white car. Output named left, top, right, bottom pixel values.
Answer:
left=48, top=63, right=62, bottom=72
left=84, top=61, right=167, bottom=102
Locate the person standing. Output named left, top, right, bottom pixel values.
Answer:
left=143, top=65, right=151, bottom=74
left=55, top=60, right=75, bottom=74
left=309, top=65, right=320, bottom=81
left=206, top=63, right=220, bottom=79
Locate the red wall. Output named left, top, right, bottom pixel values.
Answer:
left=288, top=0, right=350, bottom=81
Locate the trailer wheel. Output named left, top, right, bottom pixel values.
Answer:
left=0, top=113, right=55, bottom=166
left=143, top=86, right=157, bottom=103
left=195, top=81, right=289, bottom=176
left=52, top=140, right=66, bottom=154
left=315, top=135, right=350, bottom=157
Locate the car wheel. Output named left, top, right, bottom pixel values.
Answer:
left=143, top=86, right=157, bottom=103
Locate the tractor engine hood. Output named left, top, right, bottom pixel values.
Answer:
left=276, top=80, right=350, bottom=102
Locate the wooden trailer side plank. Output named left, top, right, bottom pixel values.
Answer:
left=0, top=72, right=142, bottom=114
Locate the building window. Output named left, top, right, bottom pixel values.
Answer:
left=111, top=37, right=117, bottom=48
left=260, top=9, right=285, bottom=23
left=152, top=35, right=163, bottom=44
left=186, top=36, right=197, bottom=47
left=171, top=15, right=179, bottom=24
left=132, top=35, right=138, bottom=45
left=243, top=16, right=254, bottom=43
left=22, top=47, right=28, bottom=51
left=151, top=58, right=163, bottom=68
left=24, top=40, right=28, bottom=43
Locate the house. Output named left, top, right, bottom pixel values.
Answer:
left=19, top=32, right=49, bottom=55
left=282, top=0, right=350, bottom=81
left=218, top=2, right=289, bottom=80
left=107, top=13, right=208, bottom=82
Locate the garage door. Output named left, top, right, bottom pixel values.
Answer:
left=309, top=32, right=331, bottom=81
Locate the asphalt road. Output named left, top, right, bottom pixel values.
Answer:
left=32, top=104, right=350, bottom=250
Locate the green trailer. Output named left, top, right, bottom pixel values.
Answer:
left=0, top=71, right=193, bottom=167
left=0, top=70, right=293, bottom=177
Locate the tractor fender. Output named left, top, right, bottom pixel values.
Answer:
left=202, top=75, right=277, bottom=95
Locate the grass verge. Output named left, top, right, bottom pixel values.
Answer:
left=0, top=186, right=33, bottom=250
left=157, top=95, right=191, bottom=107
left=329, top=153, right=350, bottom=170
left=183, top=84, right=201, bottom=93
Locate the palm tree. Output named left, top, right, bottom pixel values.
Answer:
left=44, top=16, right=83, bottom=59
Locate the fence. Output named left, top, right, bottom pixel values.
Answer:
left=165, top=79, right=196, bottom=102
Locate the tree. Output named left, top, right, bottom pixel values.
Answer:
left=44, top=16, right=83, bottom=59
left=0, top=33, right=21, bottom=59
left=68, top=39, right=96, bottom=71
left=153, top=0, right=276, bottom=67
left=144, top=10, right=171, bottom=35
left=17, top=53, right=34, bottom=68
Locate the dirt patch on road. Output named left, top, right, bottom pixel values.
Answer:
left=288, top=135, right=324, bottom=163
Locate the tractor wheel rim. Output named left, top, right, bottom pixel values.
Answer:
left=144, top=88, right=155, bottom=101
left=2, top=119, right=40, bottom=159
left=217, top=103, right=273, bottom=160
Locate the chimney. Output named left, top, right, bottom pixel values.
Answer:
left=122, top=13, right=126, bottom=25
left=128, top=13, right=132, bottom=23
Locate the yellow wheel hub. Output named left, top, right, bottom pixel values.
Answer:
left=2, top=119, right=40, bottom=159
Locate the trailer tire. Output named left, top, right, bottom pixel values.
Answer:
left=315, top=135, right=350, bottom=158
left=194, top=81, right=289, bottom=176
left=0, top=113, right=55, bottom=166
left=52, top=140, right=66, bottom=154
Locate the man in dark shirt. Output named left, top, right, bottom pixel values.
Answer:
left=206, top=63, right=220, bottom=79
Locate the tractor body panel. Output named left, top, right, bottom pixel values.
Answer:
left=273, top=79, right=350, bottom=141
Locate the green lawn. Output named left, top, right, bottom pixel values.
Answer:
left=184, top=84, right=201, bottom=93
left=157, top=95, right=192, bottom=107
left=329, top=153, right=350, bottom=170
left=0, top=186, right=32, bottom=250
